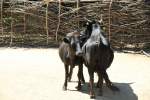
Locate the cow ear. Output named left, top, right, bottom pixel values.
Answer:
left=63, top=37, right=70, bottom=44
left=82, top=21, right=89, bottom=27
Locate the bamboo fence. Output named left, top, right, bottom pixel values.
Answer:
left=0, top=0, right=149, bottom=50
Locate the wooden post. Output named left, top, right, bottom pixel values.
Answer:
left=10, top=2, right=13, bottom=46
left=76, top=0, right=80, bottom=28
left=108, top=0, right=113, bottom=42
left=46, top=2, right=49, bottom=44
left=1, top=0, right=3, bottom=37
left=55, top=0, right=61, bottom=42
left=24, top=1, right=26, bottom=34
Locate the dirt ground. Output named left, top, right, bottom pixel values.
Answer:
left=0, top=48, right=149, bottom=100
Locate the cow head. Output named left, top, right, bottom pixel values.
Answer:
left=63, top=33, right=83, bottom=56
left=84, top=16, right=104, bottom=35
left=91, top=21, right=101, bottom=33
left=82, top=20, right=101, bottom=39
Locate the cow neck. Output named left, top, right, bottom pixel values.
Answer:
left=68, top=46, right=76, bottom=59
left=85, top=25, right=92, bottom=38
left=90, top=27, right=109, bottom=46
left=99, top=31, right=109, bottom=46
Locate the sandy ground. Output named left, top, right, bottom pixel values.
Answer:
left=0, top=48, right=149, bottom=100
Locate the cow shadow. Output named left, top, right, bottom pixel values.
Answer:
left=69, top=82, right=138, bottom=100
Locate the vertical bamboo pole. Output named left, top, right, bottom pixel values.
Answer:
left=55, top=0, right=61, bottom=42
left=24, top=1, right=26, bottom=34
left=10, top=2, right=13, bottom=46
left=1, top=0, right=4, bottom=37
left=108, top=0, right=113, bottom=42
left=76, top=0, right=80, bottom=28
left=46, top=2, right=49, bottom=44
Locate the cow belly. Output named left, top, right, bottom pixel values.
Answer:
left=97, top=49, right=114, bottom=70
left=84, top=44, right=114, bottom=71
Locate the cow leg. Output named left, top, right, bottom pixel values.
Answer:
left=80, top=65, right=85, bottom=84
left=63, top=64, right=69, bottom=91
left=102, top=70, right=119, bottom=91
left=96, top=73, right=100, bottom=88
left=68, top=66, right=73, bottom=82
left=88, top=69, right=95, bottom=99
left=77, top=64, right=82, bottom=91
left=96, top=74, right=100, bottom=88
left=97, top=72, right=103, bottom=96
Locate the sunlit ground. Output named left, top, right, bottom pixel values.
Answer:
left=0, top=48, right=149, bottom=100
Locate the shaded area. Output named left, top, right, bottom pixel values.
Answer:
left=69, top=82, right=138, bottom=100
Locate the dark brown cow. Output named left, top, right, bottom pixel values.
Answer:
left=59, top=31, right=85, bottom=91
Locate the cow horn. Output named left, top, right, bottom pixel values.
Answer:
left=99, top=14, right=103, bottom=23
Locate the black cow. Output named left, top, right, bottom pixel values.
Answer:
left=82, top=20, right=119, bottom=98
left=65, top=21, right=95, bottom=83
left=59, top=31, right=85, bottom=91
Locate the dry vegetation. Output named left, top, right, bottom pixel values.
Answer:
left=0, top=0, right=150, bottom=50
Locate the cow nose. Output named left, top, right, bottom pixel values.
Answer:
left=76, top=51, right=83, bottom=56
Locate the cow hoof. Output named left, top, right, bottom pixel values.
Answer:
left=81, top=80, right=85, bottom=84
left=90, top=92, right=95, bottom=99
left=75, top=85, right=81, bottom=91
left=90, top=95, right=96, bottom=99
left=63, top=86, right=67, bottom=91
left=110, top=85, right=120, bottom=91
